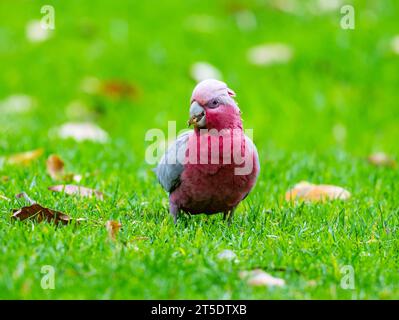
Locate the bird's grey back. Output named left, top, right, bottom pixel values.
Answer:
left=155, top=130, right=191, bottom=193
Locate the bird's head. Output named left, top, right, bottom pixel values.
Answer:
left=188, top=79, right=242, bottom=131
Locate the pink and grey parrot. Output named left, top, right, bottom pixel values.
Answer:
left=155, top=79, right=260, bottom=223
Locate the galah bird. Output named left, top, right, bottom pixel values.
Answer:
left=155, top=79, right=260, bottom=223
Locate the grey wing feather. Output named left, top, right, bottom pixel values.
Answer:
left=241, top=135, right=260, bottom=200
left=155, top=131, right=191, bottom=193
left=245, top=134, right=260, bottom=175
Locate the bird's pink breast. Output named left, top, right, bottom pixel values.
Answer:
left=170, top=130, right=259, bottom=214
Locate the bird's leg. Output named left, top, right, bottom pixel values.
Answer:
left=169, top=201, right=179, bottom=224
left=223, top=212, right=228, bottom=220
left=223, top=208, right=236, bottom=226
left=227, top=208, right=235, bottom=226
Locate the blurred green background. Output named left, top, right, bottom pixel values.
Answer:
left=1, top=0, right=398, bottom=155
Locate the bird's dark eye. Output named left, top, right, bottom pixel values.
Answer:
left=209, top=99, right=219, bottom=108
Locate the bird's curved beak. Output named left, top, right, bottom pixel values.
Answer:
left=188, top=101, right=206, bottom=128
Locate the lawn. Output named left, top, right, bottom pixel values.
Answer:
left=0, top=0, right=399, bottom=299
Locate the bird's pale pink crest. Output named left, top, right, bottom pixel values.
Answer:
left=191, top=79, right=236, bottom=105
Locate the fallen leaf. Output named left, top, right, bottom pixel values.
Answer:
left=0, top=94, right=35, bottom=113
left=190, top=62, right=222, bottom=83
left=247, top=43, right=293, bottom=66
left=26, top=20, right=52, bottom=43
left=12, top=203, right=72, bottom=225
left=6, top=149, right=44, bottom=165
left=46, top=154, right=82, bottom=182
left=101, top=80, right=138, bottom=100
left=239, top=269, right=285, bottom=287
left=81, top=77, right=138, bottom=100
left=48, top=184, right=104, bottom=200
left=46, top=154, right=65, bottom=179
left=285, top=181, right=351, bottom=202
left=106, top=220, right=122, bottom=240
left=368, top=152, right=396, bottom=168
left=12, top=193, right=70, bottom=225
left=12, top=192, right=85, bottom=225
left=1, top=176, right=9, bottom=182
left=55, top=122, right=109, bottom=143
left=217, top=249, right=237, bottom=261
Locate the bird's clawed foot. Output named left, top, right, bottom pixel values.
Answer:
left=172, top=212, right=178, bottom=224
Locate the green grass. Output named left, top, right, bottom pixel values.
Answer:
left=0, top=0, right=399, bottom=299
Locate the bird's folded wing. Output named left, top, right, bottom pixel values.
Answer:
left=155, top=130, right=192, bottom=193
left=245, top=134, right=260, bottom=174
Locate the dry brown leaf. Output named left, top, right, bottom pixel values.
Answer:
left=12, top=192, right=84, bottom=225
left=81, top=77, right=139, bottom=100
left=13, top=192, right=70, bottom=225
left=368, top=152, right=397, bottom=168
left=285, top=181, right=351, bottom=202
left=46, top=154, right=65, bottom=179
left=106, top=220, right=122, bottom=240
left=12, top=203, right=72, bottom=225
left=7, top=149, right=44, bottom=165
left=46, top=155, right=81, bottom=182
left=101, top=80, right=138, bottom=100
left=48, top=184, right=104, bottom=200
left=239, top=269, right=285, bottom=287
